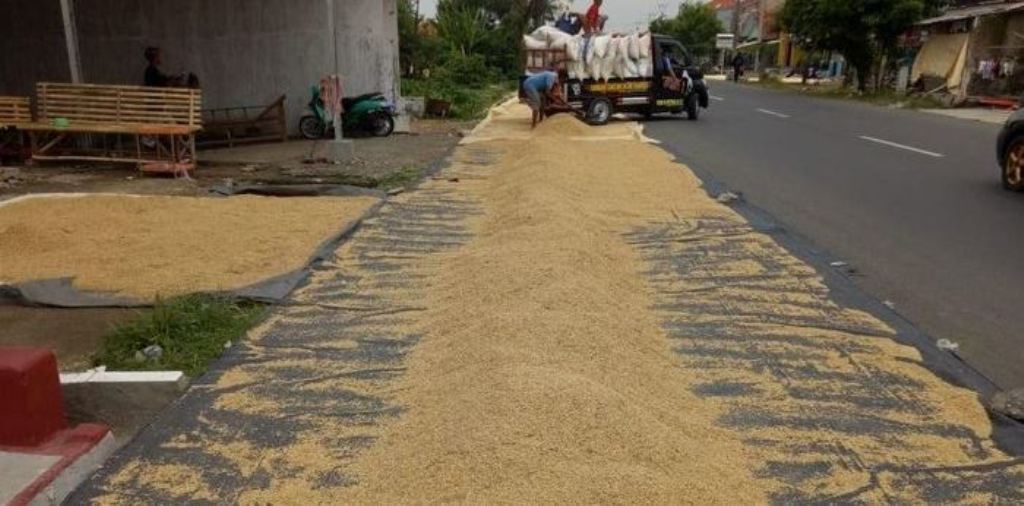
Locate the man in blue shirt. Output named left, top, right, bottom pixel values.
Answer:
left=522, top=71, right=566, bottom=129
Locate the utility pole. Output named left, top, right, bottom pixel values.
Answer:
left=731, top=0, right=741, bottom=71
left=755, top=0, right=765, bottom=72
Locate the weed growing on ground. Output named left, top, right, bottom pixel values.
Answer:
left=93, top=295, right=266, bottom=377
left=376, top=165, right=423, bottom=190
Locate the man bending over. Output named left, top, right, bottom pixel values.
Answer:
left=522, top=70, right=567, bottom=129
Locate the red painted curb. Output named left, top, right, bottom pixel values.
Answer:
left=0, top=347, right=67, bottom=447
left=3, top=424, right=112, bottom=506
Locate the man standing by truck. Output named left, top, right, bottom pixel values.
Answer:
left=522, top=70, right=567, bottom=129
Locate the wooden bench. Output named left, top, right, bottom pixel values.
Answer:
left=0, top=97, right=32, bottom=161
left=13, top=83, right=202, bottom=173
left=198, top=95, right=287, bottom=148
left=0, top=96, right=32, bottom=127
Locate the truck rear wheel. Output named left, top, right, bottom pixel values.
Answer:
left=686, top=94, right=700, bottom=121
left=586, top=99, right=613, bottom=126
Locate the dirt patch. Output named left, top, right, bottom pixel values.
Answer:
left=0, top=194, right=379, bottom=300
left=0, top=303, right=136, bottom=371
left=0, top=119, right=468, bottom=198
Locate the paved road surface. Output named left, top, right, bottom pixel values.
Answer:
left=647, top=81, right=1024, bottom=390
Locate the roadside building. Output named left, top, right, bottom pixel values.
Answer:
left=912, top=0, right=1024, bottom=105
left=723, top=0, right=792, bottom=72
left=0, top=0, right=401, bottom=135
left=709, top=0, right=736, bottom=33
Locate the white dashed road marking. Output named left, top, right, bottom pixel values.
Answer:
left=859, top=136, right=945, bottom=158
left=756, top=108, right=790, bottom=119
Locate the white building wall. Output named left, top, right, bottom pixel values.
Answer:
left=0, top=0, right=399, bottom=135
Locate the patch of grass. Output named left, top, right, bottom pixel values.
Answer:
left=403, top=78, right=516, bottom=119
left=375, top=165, right=422, bottom=190
left=93, top=295, right=267, bottom=377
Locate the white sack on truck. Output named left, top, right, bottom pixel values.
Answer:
left=588, top=57, right=602, bottom=81
left=548, top=30, right=573, bottom=51
left=613, top=37, right=638, bottom=79
left=531, top=26, right=556, bottom=42
left=637, top=57, right=654, bottom=78
left=593, top=35, right=612, bottom=58
left=628, top=34, right=641, bottom=60
left=523, top=35, right=547, bottom=51
left=565, top=37, right=581, bottom=62
left=605, top=36, right=619, bottom=61
left=639, top=33, right=652, bottom=58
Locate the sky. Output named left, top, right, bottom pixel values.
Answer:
left=416, top=0, right=690, bottom=32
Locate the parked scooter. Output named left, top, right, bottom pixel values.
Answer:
left=299, top=86, right=396, bottom=140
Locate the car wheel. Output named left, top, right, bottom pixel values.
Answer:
left=586, top=98, right=613, bottom=126
left=1004, top=136, right=1024, bottom=191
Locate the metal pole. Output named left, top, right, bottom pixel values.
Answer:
left=59, top=0, right=83, bottom=83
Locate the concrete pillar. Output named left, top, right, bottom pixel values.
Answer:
left=60, top=0, right=82, bottom=83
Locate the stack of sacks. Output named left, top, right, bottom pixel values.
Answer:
left=523, top=27, right=654, bottom=82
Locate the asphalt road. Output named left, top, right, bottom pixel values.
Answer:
left=646, top=81, right=1024, bottom=390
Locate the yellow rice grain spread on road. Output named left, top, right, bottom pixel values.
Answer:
left=87, top=102, right=1024, bottom=503
left=0, top=194, right=379, bottom=299
left=329, top=107, right=1020, bottom=503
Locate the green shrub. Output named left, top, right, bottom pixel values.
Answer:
left=434, top=52, right=496, bottom=88
left=93, top=295, right=266, bottom=378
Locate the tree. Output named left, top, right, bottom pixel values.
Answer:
left=437, top=2, right=490, bottom=56
left=649, top=1, right=724, bottom=60
left=398, top=0, right=443, bottom=77
left=434, top=0, right=555, bottom=77
left=398, top=0, right=420, bottom=75
left=780, top=0, right=944, bottom=90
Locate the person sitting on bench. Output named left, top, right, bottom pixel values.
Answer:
left=143, top=47, right=200, bottom=88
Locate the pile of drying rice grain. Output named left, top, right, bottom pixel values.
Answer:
left=0, top=194, right=379, bottom=299
left=333, top=132, right=764, bottom=503
left=82, top=104, right=1024, bottom=503
left=330, top=105, right=1022, bottom=503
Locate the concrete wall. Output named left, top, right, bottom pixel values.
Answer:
left=0, top=0, right=399, bottom=134
left=0, top=0, right=71, bottom=96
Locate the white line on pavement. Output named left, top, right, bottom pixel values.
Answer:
left=710, top=95, right=725, bottom=102
left=858, top=136, right=945, bottom=158
left=756, top=108, right=790, bottom=118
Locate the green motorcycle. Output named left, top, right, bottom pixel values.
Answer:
left=299, top=86, right=396, bottom=139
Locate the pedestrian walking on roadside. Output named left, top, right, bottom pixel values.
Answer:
left=731, top=53, right=744, bottom=83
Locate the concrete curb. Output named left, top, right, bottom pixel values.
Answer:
left=60, top=370, right=190, bottom=442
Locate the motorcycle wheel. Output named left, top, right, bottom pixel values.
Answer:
left=369, top=112, right=395, bottom=137
left=299, top=115, right=326, bottom=140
